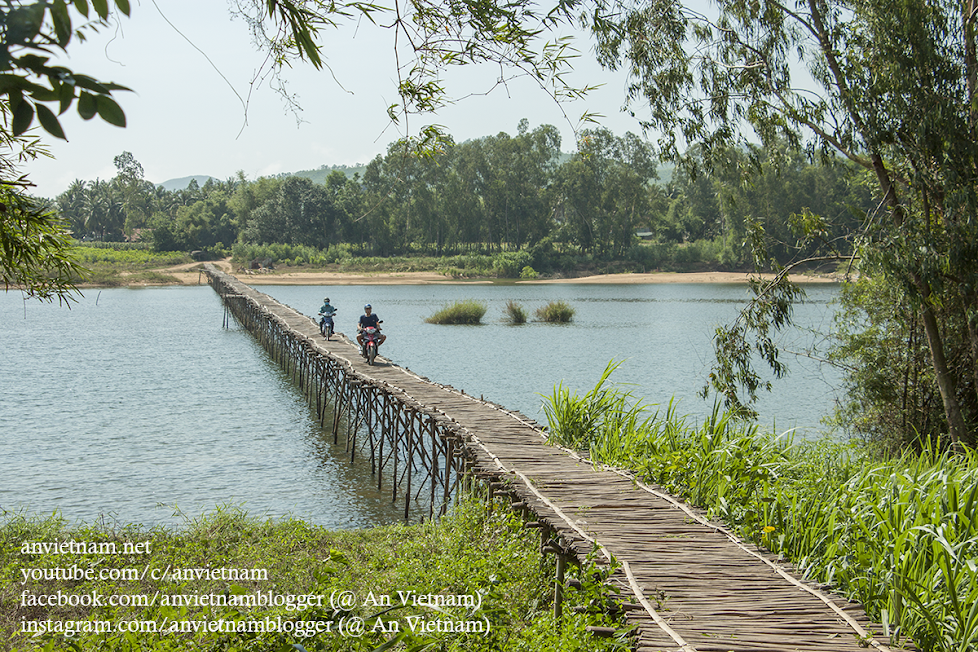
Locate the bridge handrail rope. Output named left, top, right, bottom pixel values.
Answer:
left=553, top=446, right=894, bottom=652
left=206, top=267, right=894, bottom=651
left=384, top=362, right=892, bottom=652
left=375, top=366, right=697, bottom=651
left=510, top=468, right=698, bottom=652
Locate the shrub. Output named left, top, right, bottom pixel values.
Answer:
left=520, top=265, right=539, bottom=279
left=425, top=300, right=487, bottom=324
left=536, top=300, right=574, bottom=323
left=505, top=301, right=527, bottom=324
left=492, top=251, right=532, bottom=278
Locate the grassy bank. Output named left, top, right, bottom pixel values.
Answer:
left=68, top=246, right=192, bottom=287
left=2, top=495, right=630, bottom=652
left=542, top=362, right=978, bottom=652
left=228, top=240, right=752, bottom=279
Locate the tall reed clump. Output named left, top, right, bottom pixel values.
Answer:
left=542, top=361, right=978, bottom=652
left=425, top=300, right=487, bottom=324
left=536, top=300, right=574, bottom=323
left=505, top=301, right=527, bottom=324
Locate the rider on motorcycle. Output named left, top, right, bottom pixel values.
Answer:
left=356, top=304, right=386, bottom=351
left=318, top=297, right=337, bottom=337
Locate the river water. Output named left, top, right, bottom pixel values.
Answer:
left=1, top=281, right=840, bottom=528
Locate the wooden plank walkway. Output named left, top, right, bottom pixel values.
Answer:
left=209, top=268, right=900, bottom=652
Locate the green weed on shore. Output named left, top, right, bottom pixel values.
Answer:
left=1, top=494, right=630, bottom=652
left=542, top=361, right=978, bottom=652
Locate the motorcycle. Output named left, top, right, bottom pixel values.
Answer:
left=319, top=309, right=336, bottom=340
left=361, top=324, right=382, bottom=365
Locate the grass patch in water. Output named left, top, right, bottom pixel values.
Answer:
left=535, top=301, right=574, bottom=323
left=505, top=300, right=527, bottom=324
left=425, top=300, right=487, bottom=324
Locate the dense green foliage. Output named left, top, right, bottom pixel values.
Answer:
left=585, top=0, right=978, bottom=447
left=2, top=495, right=630, bottom=651
left=0, top=0, right=137, bottom=302
left=1, top=184, right=84, bottom=301
left=542, top=365, right=978, bottom=652
left=47, top=138, right=869, bottom=279
left=829, top=275, right=958, bottom=451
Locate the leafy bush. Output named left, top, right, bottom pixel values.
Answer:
left=536, top=300, right=574, bottom=323
left=72, top=240, right=152, bottom=251
left=520, top=265, right=539, bottom=279
left=425, top=300, right=488, bottom=324
left=492, top=251, right=533, bottom=278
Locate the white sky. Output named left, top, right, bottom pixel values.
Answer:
left=24, top=0, right=651, bottom=198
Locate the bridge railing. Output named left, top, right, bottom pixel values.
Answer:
left=205, top=266, right=473, bottom=522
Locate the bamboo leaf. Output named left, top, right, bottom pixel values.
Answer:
left=12, top=99, right=35, bottom=136
left=35, top=103, right=67, bottom=140
left=77, top=91, right=97, bottom=120
left=95, top=94, right=126, bottom=127
left=91, top=0, right=109, bottom=19
left=51, top=0, right=73, bottom=47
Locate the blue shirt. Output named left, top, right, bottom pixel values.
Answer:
left=359, top=313, right=380, bottom=329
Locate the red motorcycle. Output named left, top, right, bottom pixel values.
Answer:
left=361, top=325, right=382, bottom=365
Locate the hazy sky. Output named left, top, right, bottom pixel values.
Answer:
left=24, top=0, right=651, bottom=198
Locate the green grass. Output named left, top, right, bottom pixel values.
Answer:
left=72, top=247, right=192, bottom=268
left=535, top=301, right=574, bottom=323
left=505, top=301, right=527, bottom=324
left=76, top=267, right=183, bottom=286
left=65, top=246, right=193, bottom=287
left=425, top=300, right=488, bottom=324
left=2, top=494, right=630, bottom=651
left=542, top=360, right=978, bottom=652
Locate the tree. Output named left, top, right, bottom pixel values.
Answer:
left=3, top=0, right=594, bottom=298
left=0, top=127, right=82, bottom=300
left=589, top=0, right=978, bottom=447
left=555, top=128, right=657, bottom=256
left=2, top=0, right=131, bottom=299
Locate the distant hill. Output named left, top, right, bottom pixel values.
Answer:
left=158, top=175, right=216, bottom=191
left=156, top=157, right=671, bottom=191
left=279, top=164, right=368, bottom=184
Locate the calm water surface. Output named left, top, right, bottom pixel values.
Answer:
left=1, top=286, right=405, bottom=528
left=1, top=281, right=840, bottom=528
left=264, top=282, right=841, bottom=430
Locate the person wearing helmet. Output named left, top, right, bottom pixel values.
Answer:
left=318, top=297, right=337, bottom=338
left=357, top=303, right=385, bottom=351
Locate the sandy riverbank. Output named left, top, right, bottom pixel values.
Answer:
left=150, top=259, right=840, bottom=286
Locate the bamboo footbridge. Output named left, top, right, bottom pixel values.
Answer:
left=204, top=265, right=901, bottom=652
